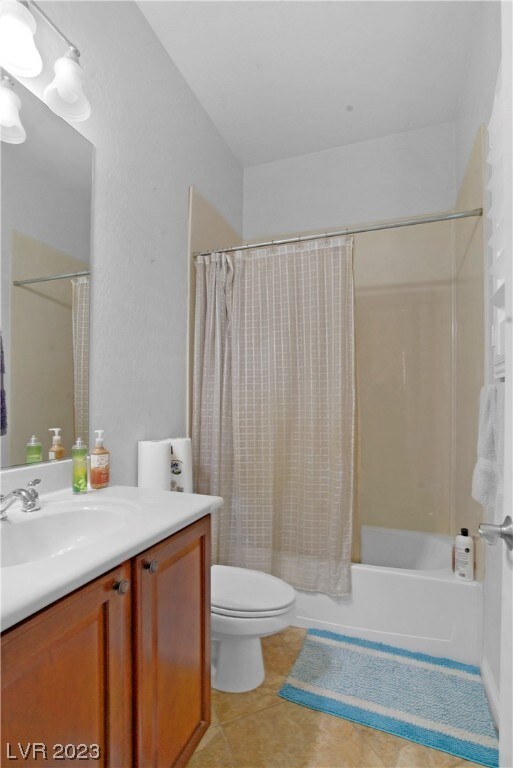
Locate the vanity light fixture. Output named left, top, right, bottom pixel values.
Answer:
left=0, top=0, right=91, bottom=136
left=0, top=73, right=26, bottom=144
left=0, top=0, right=42, bottom=78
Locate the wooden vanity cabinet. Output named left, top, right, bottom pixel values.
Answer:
left=133, top=515, right=211, bottom=768
left=1, top=515, right=211, bottom=768
left=1, top=561, right=133, bottom=767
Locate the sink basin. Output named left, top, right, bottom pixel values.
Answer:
left=0, top=499, right=131, bottom=568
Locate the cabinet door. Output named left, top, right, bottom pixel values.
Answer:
left=1, top=563, right=132, bottom=767
left=133, top=515, right=211, bottom=768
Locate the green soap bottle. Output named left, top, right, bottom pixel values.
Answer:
left=26, top=435, right=42, bottom=464
left=72, top=437, right=88, bottom=494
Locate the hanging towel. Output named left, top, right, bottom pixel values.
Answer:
left=0, top=331, right=6, bottom=436
left=472, top=383, right=505, bottom=516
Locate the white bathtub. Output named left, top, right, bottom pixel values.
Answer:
left=294, top=525, right=483, bottom=664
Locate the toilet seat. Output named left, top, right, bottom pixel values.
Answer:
left=211, top=604, right=294, bottom=618
left=211, top=565, right=296, bottom=616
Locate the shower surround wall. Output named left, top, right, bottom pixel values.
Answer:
left=357, top=125, right=484, bottom=540
left=356, top=128, right=485, bottom=541
left=354, top=222, right=454, bottom=534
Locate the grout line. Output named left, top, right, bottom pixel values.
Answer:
left=218, top=724, right=237, bottom=768
left=214, top=698, right=287, bottom=727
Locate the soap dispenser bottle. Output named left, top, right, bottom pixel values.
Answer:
left=48, top=428, right=65, bottom=461
left=26, top=435, right=42, bottom=464
left=90, top=429, right=110, bottom=489
left=72, top=437, right=88, bottom=493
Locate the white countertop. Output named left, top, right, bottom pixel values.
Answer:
left=0, top=485, right=222, bottom=631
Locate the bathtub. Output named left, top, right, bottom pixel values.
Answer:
left=294, top=525, right=483, bottom=665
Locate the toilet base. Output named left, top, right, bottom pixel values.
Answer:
left=212, top=636, right=265, bottom=693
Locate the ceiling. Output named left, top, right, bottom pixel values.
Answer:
left=138, top=1, right=493, bottom=168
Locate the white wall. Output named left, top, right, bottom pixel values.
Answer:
left=17, top=0, right=243, bottom=484
left=243, top=122, right=457, bottom=240
left=242, top=1, right=501, bottom=242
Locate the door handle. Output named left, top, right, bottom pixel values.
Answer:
left=479, top=515, right=513, bottom=550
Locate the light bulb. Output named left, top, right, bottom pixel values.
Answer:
left=0, top=0, right=42, bottom=78
left=44, top=49, right=91, bottom=121
left=1, top=110, right=16, bottom=127
left=57, top=84, right=79, bottom=104
left=0, top=78, right=26, bottom=143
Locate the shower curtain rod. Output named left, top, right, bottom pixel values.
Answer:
left=194, top=207, right=483, bottom=257
left=13, top=270, right=90, bottom=286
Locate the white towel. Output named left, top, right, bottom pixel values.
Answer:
left=472, top=383, right=505, bottom=517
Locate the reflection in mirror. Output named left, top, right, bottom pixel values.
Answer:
left=1, top=79, right=93, bottom=468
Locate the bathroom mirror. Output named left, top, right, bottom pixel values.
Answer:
left=0, top=79, right=93, bottom=468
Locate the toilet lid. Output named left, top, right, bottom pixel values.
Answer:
left=211, top=565, right=296, bottom=614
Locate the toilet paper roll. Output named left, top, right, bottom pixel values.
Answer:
left=137, top=439, right=173, bottom=491
left=169, top=437, right=193, bottom=493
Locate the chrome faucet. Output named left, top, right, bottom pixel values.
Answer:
left=0, top=479, right=42, bottom=519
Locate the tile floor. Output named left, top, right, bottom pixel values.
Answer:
left=189, top=627, right=483, bottom=768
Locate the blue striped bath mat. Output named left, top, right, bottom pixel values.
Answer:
left=279, top=630, right=499, bottom=768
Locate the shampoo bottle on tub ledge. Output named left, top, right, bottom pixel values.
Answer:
left=455, top=528, right=474, bottom=581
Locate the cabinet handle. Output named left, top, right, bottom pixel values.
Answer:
left=144, top=559, right=159, bottom=574
left=113, top=579, right=130, bottom=596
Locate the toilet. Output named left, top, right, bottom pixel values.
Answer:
left=211, top=565, right=296, bottom=693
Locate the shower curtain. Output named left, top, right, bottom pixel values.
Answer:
left=71, top=276, right=90, bottom=443
left=193, top=237, right=355, bottom=595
